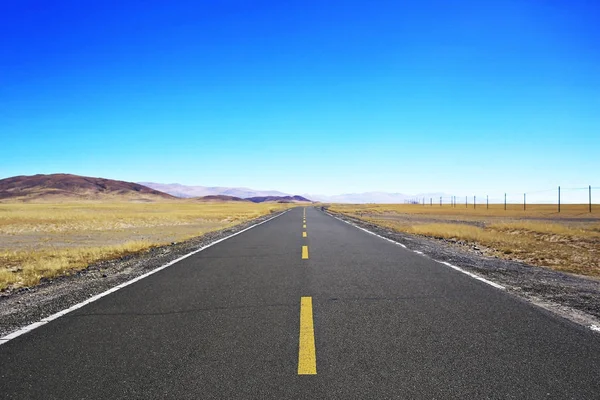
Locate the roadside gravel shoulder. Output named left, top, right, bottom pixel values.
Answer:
left=325, top=209, right=600, bottom=331
left=0, top=210, right=287, bottom=337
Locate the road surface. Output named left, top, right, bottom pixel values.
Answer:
left=1, top=207, right=599, bottom=399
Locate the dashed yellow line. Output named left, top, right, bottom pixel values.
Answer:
left=298, top=296, right=317, bottom=375
left=303, top=224, right=306, bottom=228
left=303, top=231, right=307, bottom=238
left=302, top=245, right=309, bottom=259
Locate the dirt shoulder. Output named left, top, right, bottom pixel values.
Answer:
left=0, top=210, right=286, bottom=337
left=325, top=209, right=600, bottom=331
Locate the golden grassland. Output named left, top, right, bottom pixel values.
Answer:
left=329, top=204, right=600, bottom=277
left=0, top=201, right=292, bottom=291
left=330, top=203, right=599, bottom=219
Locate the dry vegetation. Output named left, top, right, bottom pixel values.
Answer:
left=329, top=204, right=600, bottom=277
left=0, top=201, right=291, bottom=291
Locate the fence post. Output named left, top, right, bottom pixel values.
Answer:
left=440, top=196, right=442, bottom=207
left=465, top=196, right=467, bottom=208
left=474, top=195, right=476, bottom=209
left=590, top=185, right=592, bottom=213
left=504, top=193, right=506, bottom=211
left=486, top=195, right=489, bottom=210
left=558, top=186, right=561, bottom=213
left=430, top=198, right=432, bottom=206
left=524, top=193, right=526, bottom=211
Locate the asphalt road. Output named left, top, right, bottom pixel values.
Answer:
left=1, top=207, right=599, bottom=399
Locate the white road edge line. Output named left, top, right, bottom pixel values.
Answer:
left=329, top=213, right=600, bottom=334
left=330, top=214, right=407, bottom=248
left=0, top=210, right=290, bottom=346
left=328, top=213, right=505, bottom=291
left=437, top=261, right=505, bottom=290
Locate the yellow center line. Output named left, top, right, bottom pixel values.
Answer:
left=303, top=224, right=306, bottom=228
left=302, top=231, right=307, bottom=238
left=302, top=245, right=309, bottom=259
left=298, top=296, right=317, bottom=375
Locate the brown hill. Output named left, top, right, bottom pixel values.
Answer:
left=0, top=174, right=176, bottom=202
left=246, top=195, right=312, bottom=203
left=195, top=195, right=249, bottom=202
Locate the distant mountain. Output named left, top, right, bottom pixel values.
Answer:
left=306, top=192, right=411, bottom=204
left=137, top=182, right=211, bottom=198
left=139, top=182, right=290, bottom=199
left=1, top=175, right=452, bottom=204
left=219, top=188, right=291, bottom=198
left=306, top=192, right=450, bottom=204
left=246, top=195, right=311, bottom=203
left=0, top=174, right=175, bottom=202
left=195, top=195, right=248, bottom=202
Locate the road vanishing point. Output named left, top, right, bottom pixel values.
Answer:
left=1, top=207, right=599, bottom=399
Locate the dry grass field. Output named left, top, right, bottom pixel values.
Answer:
left=329, top=203, right=600, bottom=277
left=0, top=201, right=291, bottom=291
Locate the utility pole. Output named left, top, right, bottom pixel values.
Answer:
left=474, top=195, right=476, bottom=209
left=524, top=193, right=526, bottom=211
left=486, top=195, right=489, bottom=210
left=590, top=185, right=592, bottom=213
left=558, top=186, right=561, bottom=213
left=504, top=193, right=507, bottom=211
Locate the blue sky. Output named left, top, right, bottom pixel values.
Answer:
left=1, top=0, right=599, bottom=196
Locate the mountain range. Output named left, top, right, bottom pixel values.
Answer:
left=0, top=174, right=444, bottom=204
left=139, top=182, right=289, bottom=199
left=0, top=174, right=176, bottom=202
left=0, top=174, right=312, bottom=203
left=306, top=192, right=450, bottom=204
left=141, top=182, right=446, bottom=204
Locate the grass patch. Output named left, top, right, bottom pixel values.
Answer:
left=488, top=221, right=600, bottom=238
left=330, top=203, right=599, bottom=219
left=0, top=201, right=292, bottom=291
left=329, top=204, right=600, bottom=277
left=407, top=223, right=485, bottom=241
left=0, top=241, right=152, bottom=289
